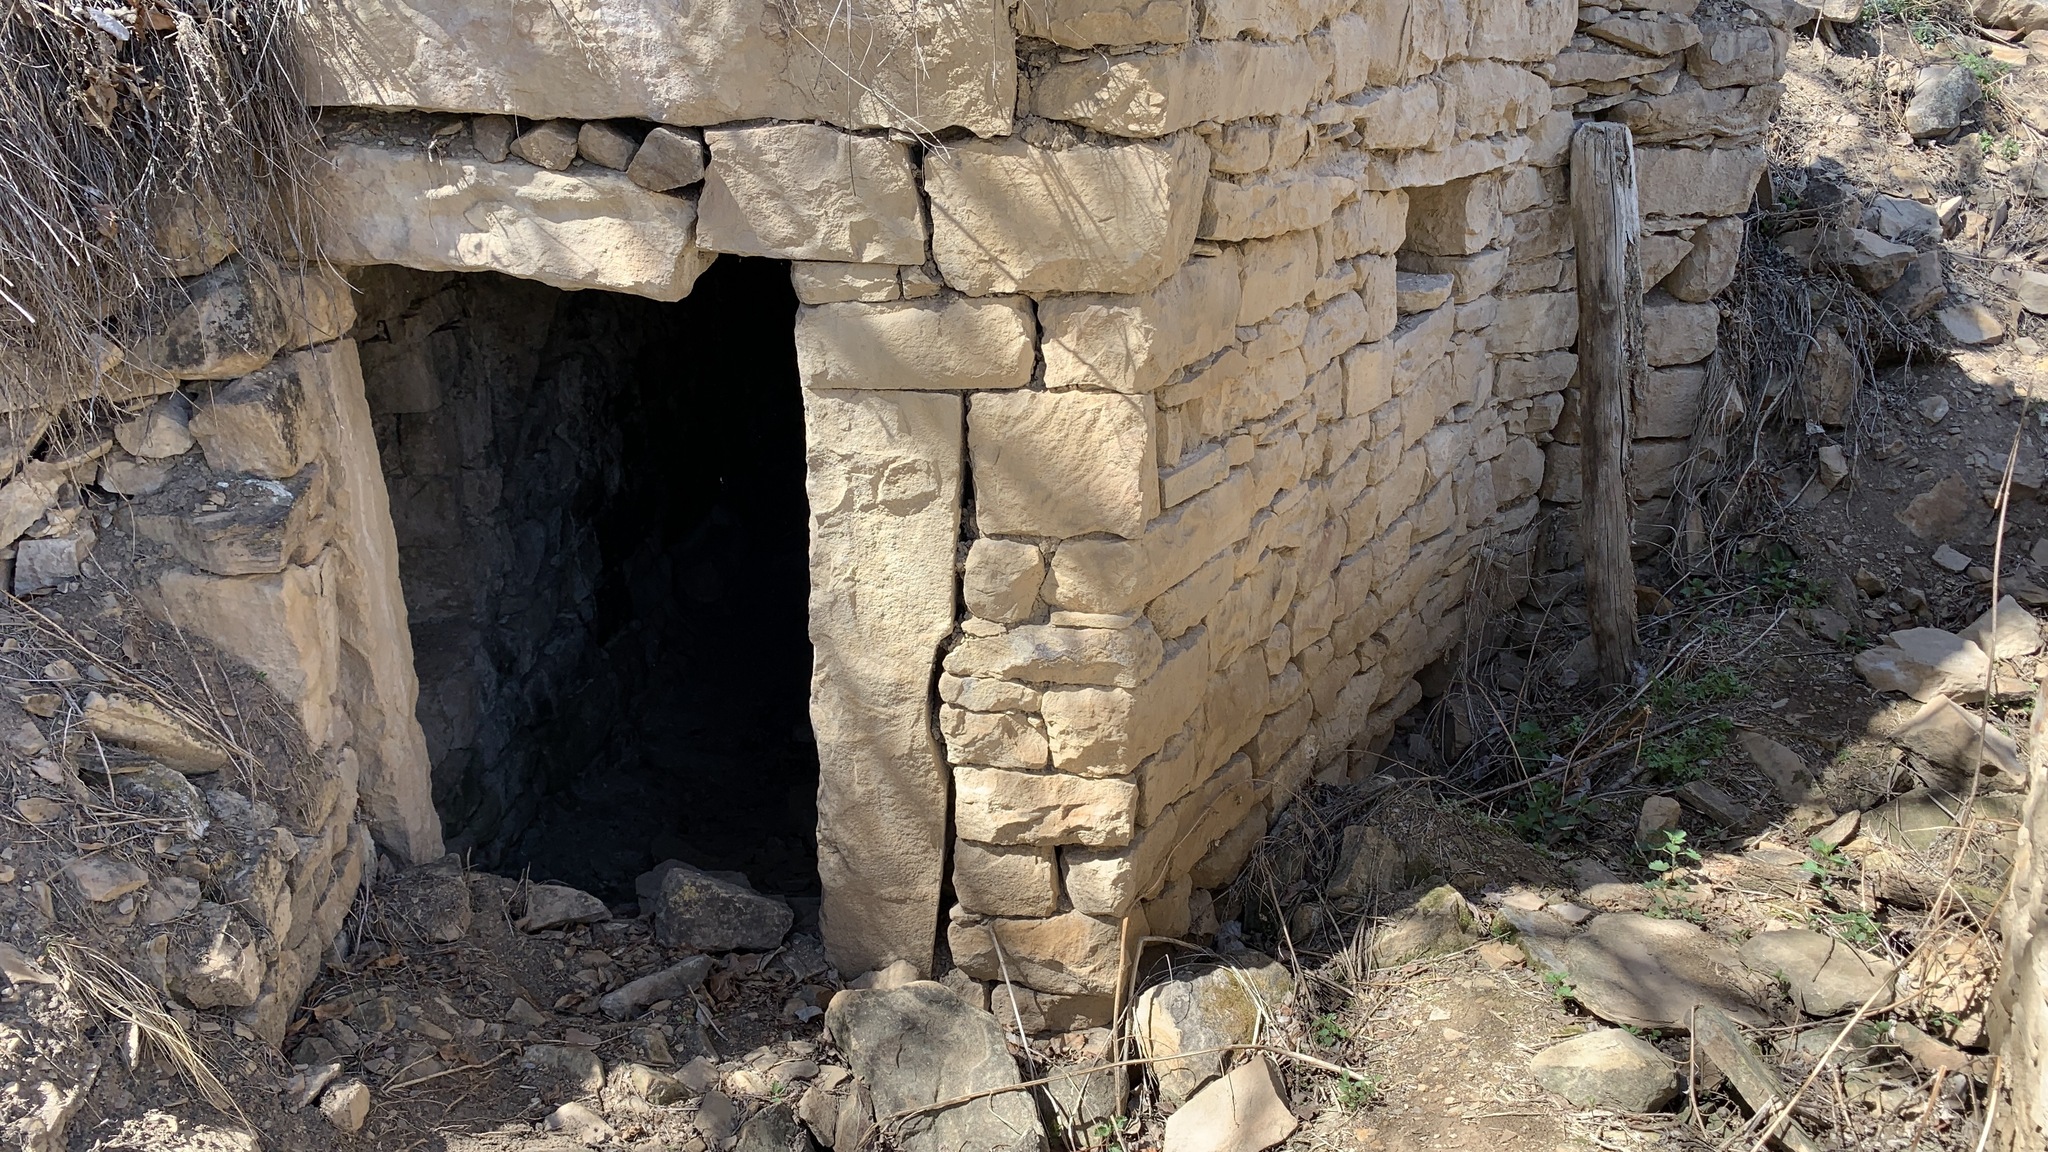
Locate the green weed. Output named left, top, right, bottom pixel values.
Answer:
left=1641, top=718, right=1734, bottom=784
left=1337, top=1075, right=1382, bottom=1110
left=1510, top=780, right=1593, bottom=846
left=1543, top=969, right=1579, bottom=1003
left=1312, top=1012, right=1351, bottom=1047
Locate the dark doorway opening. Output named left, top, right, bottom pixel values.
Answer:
left=348, top=257, right=817, bottom=903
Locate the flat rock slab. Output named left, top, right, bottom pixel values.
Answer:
left=1530, top=1029, right=1679, bottom=1112
left=1738, top=928, right=1896, bottom=1017
left=1161, top=1056, right=1297, bottom=1152
left=1561, top=914, right=1770, bottom=1030
left=1692, top=1005, right=1821, bottom=1152
left=826, top=982, right=1045, bottom=1152
left=1892, top=694, right=2025, bottom=787
left=652, top=861, right=793, bottom=952
left=1134, top=951, right=1293, bottom=1105
left=1853, top=628, right=1991, bottom=702
left=520, top=883, right=610, bottom=932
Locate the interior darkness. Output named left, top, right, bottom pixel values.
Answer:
left=353, top=257, right=817, bottom=901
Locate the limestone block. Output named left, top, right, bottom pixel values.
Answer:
left=1497, top=350, right=1577, bottom=399
left=1204, top=164, right=1356, bottom=243
left=940, top=674, right=1044, bottom=714
left=969, top=391, right=1159, bottom=539
left=296, top=344, right=443, bottom=863
left=189, top=363, right=322, bottom=480
left=1016, top=0, right=1191, bottom=46
left=1399, top=249, right=1508, bottom=305
left=963, top=539, right=1044, bottom=625
left=1404, top=176, right=1502, bottom=257
left=1039, top=251, right=1241, bottom=393
left=130, top=468, right=329, bottom=578
left=1359, top=0, right=1453, bottom=84
left=1629, top=439, right=1693, bottom=500
left=1468, top=0, right=1578, bottom=60
left=1641, top=234, right=1695, bottom=289
left=1340, top=81, right=1454, bottom=152
left=940, top=706, right=1051, bottom=770
left=953, top=766, right=1137, bottom=847
left=948, top=907, right=1129, bottom=995
left=314, top=144, right=708, bottom=302
left=151, top=556, right=340, bottom=745
left=278, top=265, right=360, bottom=353
left=1040, top=629, right=1208, bottom=777
left=1491, top=293, right=1579, bottom=356
left=945, top=620, right=1165, bottom=688
left=807, top=389, right=962, bottom=977
left=1633, top=365, right=1707, bottom=439
left=791, top=262, right=901, bottom=305
left=1687, top=17, right=1786, bottom=88
left=1030, top=40, right=1319, bottom=138
left=1238, top=231, right=1322, bottom=327
left=132, top=258, right=289, bottom=382
left=577, top=121, right=638, bottom=170
left=1321, top=191, right=1408, bottom=263
left=1611, top=78, right=1782, bottom=145
left=927, top=134, right=1207, bottom=296
left=1638, top=144, right=1766, bottom=220
left=1644, top=295, right=1718, bottom=367
left=699, top=125, right=926, bottom=265
left=1047, top=469, right=1258, bottom=615
left=1439, top=61, right=1552, bottom=139
left=1551, top=43, right=1678, bottom=85
left=953, top=841, right=1060, bottom=917
left=626, top=126, right=706, bottom=192
left=1661, top=216, right=1743, bottom=303
left=796, top=296, right=1035, bottom=391
left=150, top=189, right=235, bottom=277
left=296, top=0, right=1015, bottom=137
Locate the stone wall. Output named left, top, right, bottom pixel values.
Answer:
left=282, top=0, right=1794, bottom=1011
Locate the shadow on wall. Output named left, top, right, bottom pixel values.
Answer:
left=346, top=256, right=819, bottom=901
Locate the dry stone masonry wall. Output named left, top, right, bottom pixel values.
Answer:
left=10, top=0, right=1798, bottom=1042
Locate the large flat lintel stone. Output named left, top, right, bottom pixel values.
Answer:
left=806, top=388, right=963, bottom=977
left=927, top=133, right=1209, bottom=296
left=795, top=296, right=1036, bottom=391
left=295, top=0, right=1016, bottom=137
left=699, top=124, right=927, bottom=265
left=313, top=144, right=708, bottom=301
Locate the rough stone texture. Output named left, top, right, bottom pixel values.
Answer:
left=1854, top=629, right=1993, bottom=702
left=1637, top=144, right=1766, bottom=219
left=1739, top=928, right=1898, bottom=1016
left=297, top=344, right=444, bottom=863
left=969, top=391, right=1159, bottom=539
left=1160, top=1057, right=1297, bottom=1152
left=296, top=0, right=1016, bottom=136
left=825, top=983, right=1045, bottom=1152
left=1562, top=913, right=1770, bottom=1029
left=699, top=125, right=926, bottom=264
left=651, top=862, right=795, bottom=951
left=1039, top=251, right=1241, bottom=393
left=133, top=258, right=289, bottom=381
left=1134, top=953, right=1293, bottom=1104
left=926, top=134, right=1208, bottom=296
left=314, top=143, right=709, bottom=302
left=1893, top=694, right=2026, bottom=785
left=1530, top=1029, right=1680, bottom=1111
left=806, top=389, right=961, bottom=977
left=796, top=297, right=1036, bottom=392
left=627, top=126, right=707, bottom=191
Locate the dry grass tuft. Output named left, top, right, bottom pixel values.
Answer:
left=0, top=1, right=315, bottom=400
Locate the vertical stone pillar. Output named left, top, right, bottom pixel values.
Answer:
left=804, top=388, right=963, bottom=977
left=298, top=341, right=445, bottom=865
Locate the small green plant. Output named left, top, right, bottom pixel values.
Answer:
left=1086, top=1116, right=1131, bottom=1152
left=1646, top=829, right=1703, bottom=881
left=1646, top=669, right=1748, bottom=713
left=1957, top=51, right=2009, bottom=84
left=1801, top=836, right=1853, bottom=883
left=1543, top=969, right=1578, bottom=1003
left=1640, top=718, right=1734, bottom=784
left=1337, top=1075, right=1382, bottom=1110
left=1820, top=909, right=1883, bottom=947
left=1311, top=1012, right=1351, bottom=1047
left=1510, top=780, right=1593, bottom=846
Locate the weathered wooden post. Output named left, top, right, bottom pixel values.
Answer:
left=1571, top=122, right=1643, bottom=687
